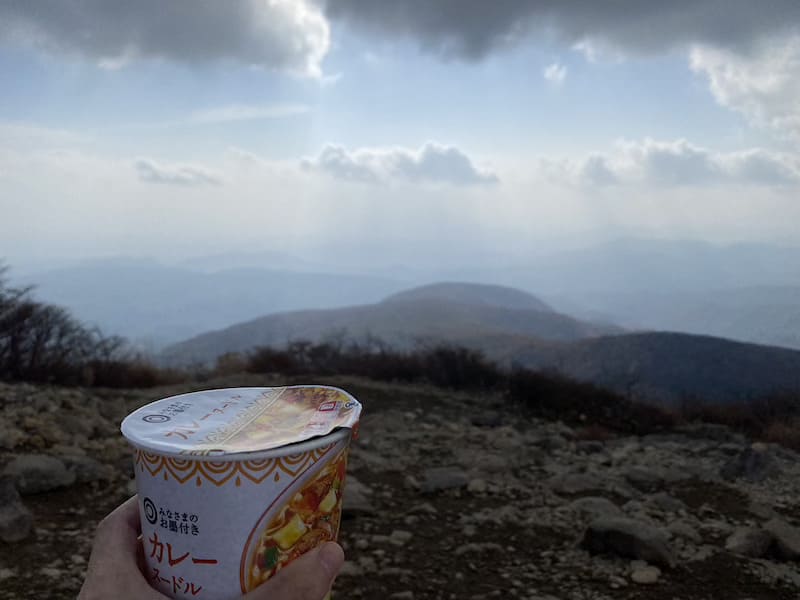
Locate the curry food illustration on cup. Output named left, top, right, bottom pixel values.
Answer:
left=121, top=386, right=361, bottom=599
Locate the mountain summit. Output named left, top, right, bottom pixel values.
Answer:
left=382, top=282, right=553, bottom=312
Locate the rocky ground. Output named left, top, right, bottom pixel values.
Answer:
left=1, top=375, right=800, bottom=599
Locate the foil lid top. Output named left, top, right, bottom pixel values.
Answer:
left=121, top=386, right=361, bottom=457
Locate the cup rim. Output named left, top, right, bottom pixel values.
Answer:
left=127, top=426, right=352, bottom=462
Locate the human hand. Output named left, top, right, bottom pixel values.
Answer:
left=78, top=496, right=344, bottom=600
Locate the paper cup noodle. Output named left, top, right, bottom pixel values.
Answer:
left=121, top=386, right=361, bottom=599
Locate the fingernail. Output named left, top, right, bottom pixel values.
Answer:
left=318, top=542, right=345, bottom=578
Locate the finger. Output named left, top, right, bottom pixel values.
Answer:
left=79, top=496, right=168, bottom=600
left=245, top=542, right=344, bottom=600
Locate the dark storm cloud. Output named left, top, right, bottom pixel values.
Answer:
left=0, top=0, right=329, bottom=75
left=324, top=0, right=800, bottom=59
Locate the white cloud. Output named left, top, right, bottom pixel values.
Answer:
left=543, top=62, right=567, bottom=86
left=690, top=35, right=800, bottom=140
left=547, top=138, right=800, bottom=187
left=301, top=142, right=499, bottom=186
left=189, top=104, right=310, bottom=124
left=0, top=0, right=330, bottom=77
left=134, top=158, right=222, bottom=187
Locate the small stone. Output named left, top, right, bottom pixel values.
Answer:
left=388, top=530, right=413, bottom=546
left=568, top=496, right=622, bottom=520
left=576, top=440, right=605, bottom=454
left=581, top=517, right=674, bottom=568
left=357, top=556, right=377, bottom=572
left=547, top=472, right=604, bottom=495
left=764, top=518, right=800, bottom=561
left=62, top=455, right=112, bottom=484
left=467, top=478, right=488, bottom=494
left=40, top=567, right=63, bottom=578
left=471, top=412, right=503, bottom=428
left=631, top=565, right=661, bottom=585
left=667, top=521, right=702, bottom=544
left=408, top=502, right=437, bottom=515
left=720, top=444, right=780, bottom=483
left=403, top=475, right=420, bottom=490
left=608, top=575, right=628, bottom=589
left=389, top=592, right=414, bottom=600
left=338, top=561, right=362, bottom=577
left=725, top=527, right=773, bottom=558
left=0, top=477, right=33, bottom=543
left=355, top=538, right=369, bottom=550
left=648, top=492, right=686, bottom=513
left=343, top=477, right=376, bottom=517
left=3, top=454, right=76, bottom=494
left=420, top=467, right=468, bottom=493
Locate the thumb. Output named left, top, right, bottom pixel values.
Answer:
left=244, top=542, right=344, bottom=600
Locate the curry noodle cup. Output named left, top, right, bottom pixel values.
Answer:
left=121, top=386, right=361, bottom=599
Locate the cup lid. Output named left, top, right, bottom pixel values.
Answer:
left=120, top=386, right=361, bottom=457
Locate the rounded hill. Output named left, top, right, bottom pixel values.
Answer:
left=382, top=282, right=553, bottom=312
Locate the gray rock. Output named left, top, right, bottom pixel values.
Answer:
left=420, top=467, right=468, bottom=493
left=548, top=472, right=605, bottom=495
left=725, top=527, right=773, bottom=558
left=2, top=454, right=75, bottom=494
left=388, top=530, right=413, bottom=546
left=630, top=564, right=661, bottom=585
left=467, top=478, right=488, bottom=494
left=62, top=455, right=113, bottom=484
left=581, top=517, right=674, bottom=568
left=622, top=467, right=663, bottom=492
left=0, top=426, right=25, bottom=450
left=568, top=496, right=623, bottom=520
left=533, top=434, right=569, bottom=452
left=623, top=466, right=688, bottom=492
left=0, top=477, right=33, bottom=543
left=720, top=443, right=780, bottom=483
left=648, top=492, right=686, bottom=513
left=576, top=440, right=605, bottom=454
left=764, top=519, right=800, bottom=561
left=470, top=411, right=503, bottom=428
left=342, top=476, right=376, bottom=516
left=667, top=521, right=702, bottom=544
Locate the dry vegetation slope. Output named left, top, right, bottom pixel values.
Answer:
left=1, top=375, right=800, bottom=599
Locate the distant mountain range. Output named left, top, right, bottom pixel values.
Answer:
left=161, top=282, right=621, bottom=364
left=12, top=238, right=800, bottom=351
left=552, top=286, right=800, bottom=351
left=161, top=281, right=800, bottom=404
left=15, top=259, right=409, bottom=349
left=508, top=332, right=800, bottom=404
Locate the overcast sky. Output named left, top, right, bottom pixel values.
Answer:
left=1, top=1, right=799, bottom=270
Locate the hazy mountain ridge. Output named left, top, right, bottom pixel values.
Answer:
left=382, top=282, right=554, bottom=312
left=511, top=332, right=800, bottom=404
left=16, top=260, right=409, bottom=349
left=13, top=239, right=800, bottom=350
left=555, top=286, right=800, bottom=351
left=161, top=283, right=620, bottom=365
